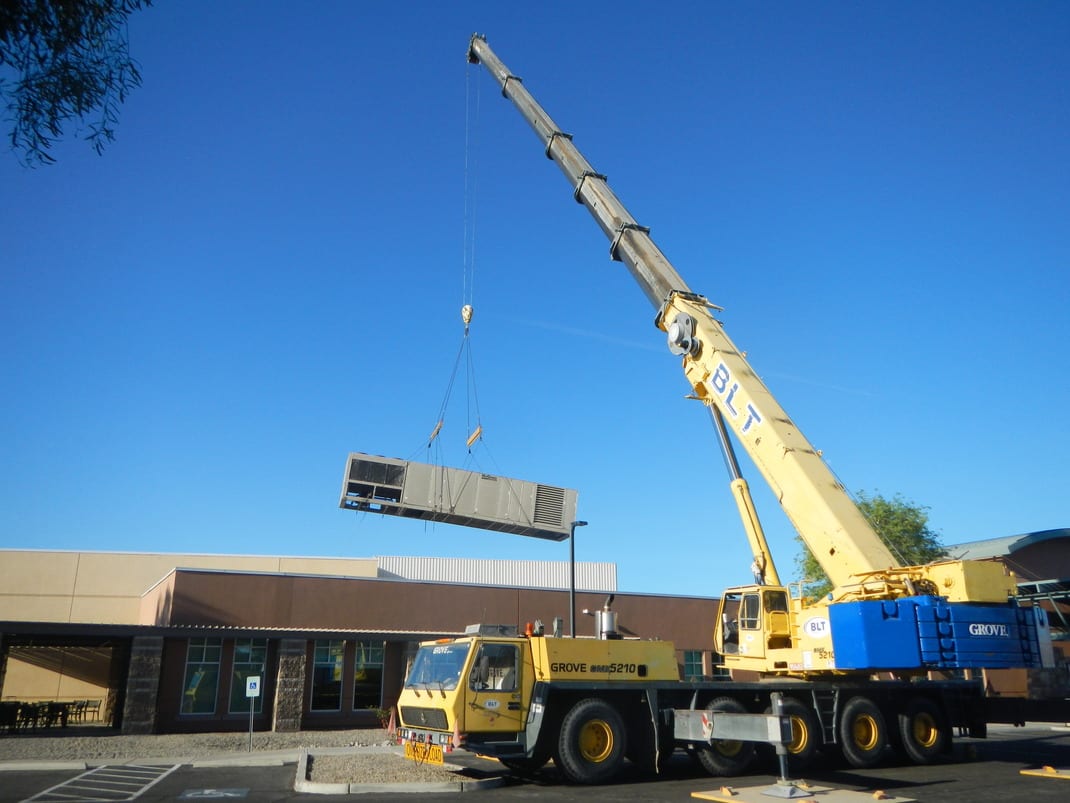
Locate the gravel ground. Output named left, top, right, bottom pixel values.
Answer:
left=0, top=725, right=390, bottom=762
left=308, top=751, right=469, bottom=785
left=0, top=726, right=473, bottom=784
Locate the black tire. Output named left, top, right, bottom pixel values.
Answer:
left=555, top=698, right=626, bottom=784
left=695, top=697, right=757, bottom=777
left=897, top=696, right=950, bottom=765
left=838, top=695, right=889, bottom=769
left=499, top=750, right=551, bottom=775
left=767, top=697, right=821, bottom=772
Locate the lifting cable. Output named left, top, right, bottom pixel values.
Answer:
left=413, top=64, right=534, bottom=529
left=424, top=58, right=485, bottom=465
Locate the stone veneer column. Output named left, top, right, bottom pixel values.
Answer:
left=121, top=636, right=164, bottom=734
left=272, top=639, right=307, bottom=732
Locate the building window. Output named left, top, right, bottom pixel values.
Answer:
left=311, top=640, right=345, bottom=711
left=683, top=650, right=704, bottom=680
left=229, top=638, right=268, bottom=714
left=181, top=638, right=222, bottom=715
left=352, top=640, right=385, bottom=710
left=710, top=650, right=730, bottom=679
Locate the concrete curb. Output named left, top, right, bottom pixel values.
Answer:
left=191, top=748, right=299, bottom=767
left=296, top=751, right=349, bottom=795
left=294, top=748, right=506, bottom=795
left=0, top=750, right=300, bottom=772
left=0, top=760, right=87, bottom=772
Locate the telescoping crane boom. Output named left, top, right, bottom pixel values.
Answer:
left=470, top=32, right=946, bottom=597
left=467, top=34, right=928, bottom=594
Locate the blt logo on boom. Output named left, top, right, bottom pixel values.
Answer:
left=706, top=363, right=763, bottom=434
left=968, top=623, right=1009, bottom=637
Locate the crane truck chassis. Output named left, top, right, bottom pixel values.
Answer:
left=392, top=35, right=1067, bottom=785
left=397, top=612, right=1013, bottom=784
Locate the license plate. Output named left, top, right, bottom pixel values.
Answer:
left=404, top=741, right=444, bottom=765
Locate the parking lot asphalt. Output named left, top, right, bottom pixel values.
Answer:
left=2, top=723, right=1068, bottom=803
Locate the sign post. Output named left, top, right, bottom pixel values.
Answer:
left=245, top=675, right=261, bottom=752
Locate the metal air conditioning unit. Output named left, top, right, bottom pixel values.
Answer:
left=338, top=452, right=578, bottom=541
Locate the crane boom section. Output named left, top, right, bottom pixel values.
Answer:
left=665, top=292, right=899, bottom=589
left=467, top=36, right=689, bottom=307
left=468, top=35, right=899, bottom=590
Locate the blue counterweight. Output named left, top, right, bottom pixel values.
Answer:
left=830, top=596, right=1047, bottom=671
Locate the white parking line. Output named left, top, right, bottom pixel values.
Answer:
left=22, top=763, right=181, bottom=802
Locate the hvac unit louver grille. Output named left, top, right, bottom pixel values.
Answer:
left=533, top=485, right=565, bottom=526
left=350, top=458, right=406, bottom=487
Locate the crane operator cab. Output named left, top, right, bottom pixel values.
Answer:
left=715, top=585, right=796, bottom=669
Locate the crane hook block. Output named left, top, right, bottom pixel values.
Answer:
left=461, top=304, right=474, bottom=327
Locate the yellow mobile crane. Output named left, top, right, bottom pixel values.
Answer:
left=391, top=35, right=1056, bottom=784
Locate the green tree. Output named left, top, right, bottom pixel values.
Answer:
left=1, top=0, right=151, bottom=165
left=794, top=491, right=947, bottom=599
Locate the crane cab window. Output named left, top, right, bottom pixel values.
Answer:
left=763, top=589, right=789, bottom=613
left=739, top=593, right=761, bottom=630
left=470, top=643, right=519, bottom=692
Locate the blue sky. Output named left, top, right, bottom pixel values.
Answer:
left=3, top=1, right=1067, bottom=598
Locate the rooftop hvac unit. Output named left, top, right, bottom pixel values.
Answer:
left=338, top=452, right=579, bottom=541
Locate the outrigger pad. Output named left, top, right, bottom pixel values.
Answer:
left=691, top=783, right=915, bottom=803
left=1019, top=765, right=1070, bottom=780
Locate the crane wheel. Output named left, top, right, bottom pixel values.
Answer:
left=696, top=697, right=757, bottom=777
left=766, top=697, right=820, bottom=771
left=897, top=696, right=950, bottom=765
left=556, top=698, right=626, bottom=784
left=838, top=695, right=889, bottom=769
left=499, top=750, right=551, bottom=775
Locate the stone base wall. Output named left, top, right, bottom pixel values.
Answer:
left=272, top=639, right=307, bottom=732
left=121, top=637, right=163, bottom=734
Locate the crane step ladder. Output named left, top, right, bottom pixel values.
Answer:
left=811, top=689, right=838, bottom=745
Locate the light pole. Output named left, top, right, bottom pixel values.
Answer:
left=569, top=520, right=588, bottom=637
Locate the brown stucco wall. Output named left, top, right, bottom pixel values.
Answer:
left=159, top=570, right=718, bottom=652
left=145, top=571, right=719, bottom=733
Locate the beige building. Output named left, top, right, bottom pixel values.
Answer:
left=0, top=549, right=719, bottom=734
left=3, top=531, right=1066, bottom=735
left=0, top=550, right=380, bottom=626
